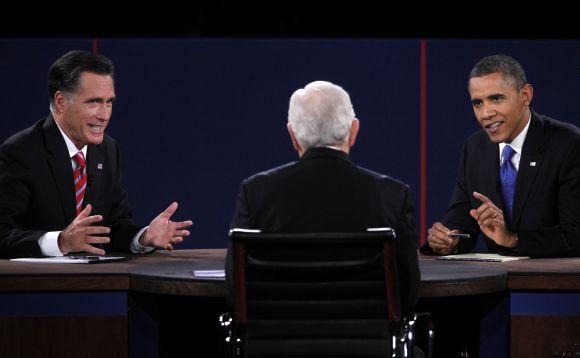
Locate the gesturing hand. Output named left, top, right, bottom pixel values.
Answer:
left=470, top=192, right=517, bottom=248
left=139, top=202, right=193, bottom=250
left=58, top=204, right=110, bottom=255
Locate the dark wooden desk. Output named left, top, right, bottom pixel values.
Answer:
left=2, top=250, right=580, bottom=357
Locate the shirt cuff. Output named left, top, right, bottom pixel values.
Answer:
left=130, top=226, right=155, bottom=253
left=38, top=231, right=65, bottom=256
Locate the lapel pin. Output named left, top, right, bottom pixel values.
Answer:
left=97, top=163, right=103, bottom=170
left=529, top=162, right=536, bottom=167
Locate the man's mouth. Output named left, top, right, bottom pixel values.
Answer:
left=88, top=124, right=105, bottom=133
left=485, top=121, right=504, bottom=131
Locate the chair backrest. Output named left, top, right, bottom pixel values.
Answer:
left=230, top=228, right=401, bottom=357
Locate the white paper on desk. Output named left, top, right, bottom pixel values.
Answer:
left=437, top=253, right=530, bottom=262
left=10, top=256, right=126, bottom=264
left=193, top=270, right=225, bottom=278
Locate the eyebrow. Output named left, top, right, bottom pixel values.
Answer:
left=471, top=93, right=506, bottom=105
left=84, top=96, right=116, bottom=103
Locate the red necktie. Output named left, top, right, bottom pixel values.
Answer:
left=73, top=152, right=87, bottom=216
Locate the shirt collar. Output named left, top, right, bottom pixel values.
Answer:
left=54, top=119, right=88, bottom=159
left=499, top=111, right=532, bottom=156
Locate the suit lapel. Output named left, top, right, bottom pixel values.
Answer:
left=512, top=112, right=544, bottom=226
left=43, top=115, right=76, bottom=223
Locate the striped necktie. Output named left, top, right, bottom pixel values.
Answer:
left=73, top=152, right=87, bottom=216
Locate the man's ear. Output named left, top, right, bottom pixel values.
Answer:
left=287, top=123, right=303, bottom=154
left=53, top=92, right=68, bottom=113
left=348, top=119, right=360, bottom=148
left=521, top=84, right=534, bottom=107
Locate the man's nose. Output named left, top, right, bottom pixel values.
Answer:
left=481, top=103, right=496, bottom=119
left=96, top=105, right=111, bottom=121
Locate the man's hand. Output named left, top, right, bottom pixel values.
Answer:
left=139, top=202, right=193, bottom=250
left=58, top=204, right=110, bottom=255
left=427, top=222, right=460, bottom=255
left=470, top=192, right=517, bottom=248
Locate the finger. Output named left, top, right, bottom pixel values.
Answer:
left=428, top=231, right=451, bottom=246
left=159, top=202, right=178, bottom=219
left=429, top=239, right=451, bottom=251
left=175, top=220, right=193, bottom=229
left=77, top=214, right=104, bottom=227
left=171, top=236, right=183, bottom=244
left=81, top=244, right=106, bottom=256
left=481, top=214, right=505, bottom=228
left=164, top=243, right=173, bottom=251
left=433, top=222, right=451, bottom=234
left=76, top=204, right=92, bottom=219
left=85, top=236, right=111, bottom=245
left=82, top=226, right=111, bottom=236
left=477, top=206, right=496, bottom=224
left=173, top=230, right=190, bottom=237
left=473, top=191, right=492, bottom=204
left=470, top=209, right=477, bottom=220
left=428, top=232, right=453, bottom=246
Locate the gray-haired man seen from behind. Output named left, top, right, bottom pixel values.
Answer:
left=225, top=80, right=420, bottom=317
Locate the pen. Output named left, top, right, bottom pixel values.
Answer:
left=68, top=256, right=101, bottom=260
left=449, top=233, right=470, bottom=239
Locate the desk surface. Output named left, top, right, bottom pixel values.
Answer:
left=2, top=250, right=579, bottom=295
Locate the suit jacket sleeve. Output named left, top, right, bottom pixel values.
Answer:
left=516, top=139, right=580, bottom=257
left=0, top=143, right=43, bottom=257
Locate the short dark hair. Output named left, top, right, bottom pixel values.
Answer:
left=48, top=50, right=114, bottom=103
left=469, top=54, right=527, bottom=90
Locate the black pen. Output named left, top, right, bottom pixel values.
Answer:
left=449, top=233, right=470, bottom=239
left=68, top=256, right=101, bottom=260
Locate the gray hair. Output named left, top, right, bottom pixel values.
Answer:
left=288, top=81, right=356, bottom=150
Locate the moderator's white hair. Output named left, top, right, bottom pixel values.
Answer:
left=288, top=81, right=355, bottom=150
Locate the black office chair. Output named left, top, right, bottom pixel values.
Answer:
left=220, top=228, right=433, bottom=358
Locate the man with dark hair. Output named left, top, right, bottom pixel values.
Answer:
left=427, top=54, right=580, bottom=257
left=0, top=50, right=192, bottom=258
left=226, top=81, right=420, bottom=313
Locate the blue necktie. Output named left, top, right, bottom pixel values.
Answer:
left=500, top=145, right=517, bottom=221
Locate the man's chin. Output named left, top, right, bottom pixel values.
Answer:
left=485, top=131, right=506, bottom=144
left=87, top=135, right=105, bottom=145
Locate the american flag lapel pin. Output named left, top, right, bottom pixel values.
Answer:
left=529, top=162, right=536, bottom=167
left=97, top=163, right=103, bottom=170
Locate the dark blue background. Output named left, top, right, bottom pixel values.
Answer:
left=1, top=39, right=578, bottom=249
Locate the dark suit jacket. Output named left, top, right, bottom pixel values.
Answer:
left=439, top=110, right=580, bottom=257
left=226, top=147, right=420, bottom=313
left=0, top=115, right=142, bottom=258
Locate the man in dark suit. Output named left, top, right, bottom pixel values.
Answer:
left=427, top=55, right=580, bottom=257
left=0, top=50, right=192, bottom=258
left=226, top=80, right=420, bottom=312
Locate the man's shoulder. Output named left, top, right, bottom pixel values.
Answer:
left=0, top=118, right=46, bottom=159
left=242, top=161, right=297, bottom=184
left=355, top=165, right=410, bottom=190
left=241, top=159, right=410, bottom=192
left=1, top=118, right=45, bottom=148
left=539, top=114, right=580, bottom=141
